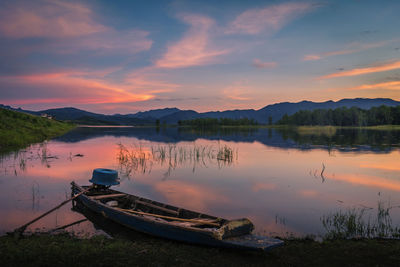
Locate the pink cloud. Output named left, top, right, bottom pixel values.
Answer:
left=0, top=1, right=152, bottom=55
left=225, top=2, right=315, bottom=35
left=252, top=59, right=277, bottom=69
left=125, top=67, right=181, bottom=93
left=319, top=60, right=400, bottom=79
left=155, top=14, right=229, bottom=68
left=0, top=0, right=107, bottom=39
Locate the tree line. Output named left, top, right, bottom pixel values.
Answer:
left=179, top=117, right=258, bottom=127
left=277, top=105, right=400, bottom=126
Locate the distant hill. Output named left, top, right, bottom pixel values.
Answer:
left=159, top=98, right=400, bottom=124
left=2, top=98, right=399, bottom=125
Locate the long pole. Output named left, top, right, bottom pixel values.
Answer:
left=11, top=186, right=91, bottom=236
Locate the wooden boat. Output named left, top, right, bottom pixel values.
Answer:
left=71, top=182, right=283, bottom=251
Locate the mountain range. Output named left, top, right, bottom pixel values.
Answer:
left=1, top=98, right=399, bottom=125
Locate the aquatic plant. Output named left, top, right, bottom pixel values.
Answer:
left=117, top=143, right=152, bottom=177
left=117, top=142, right=237, bottom=178
left=321, top=201, right=400, bottom=239
left=216, top=145, right=236, bottom=163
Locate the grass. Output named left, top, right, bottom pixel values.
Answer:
left=117, top=143, right=237, bottom=177
left=321, top=201, right=400, bottom=239
left=0, top=108, right=75, bottom=153
left=362, top=125, right=400, bottom=130
left=1, top=234, right=400, bottom=266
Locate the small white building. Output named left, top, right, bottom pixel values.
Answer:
left=41, top=113, right=53, bottom=119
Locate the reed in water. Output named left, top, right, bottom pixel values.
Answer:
left=117, top=142, right=237, bottom=177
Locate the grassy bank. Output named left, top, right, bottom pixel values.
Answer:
left=273, top=125, right=400, bottom=132
left=1, top=234, right=399, bottom=266
left=0, top=108, right=75, bottom=153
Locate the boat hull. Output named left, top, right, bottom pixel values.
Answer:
left=72, top=183, right=283, bottom=251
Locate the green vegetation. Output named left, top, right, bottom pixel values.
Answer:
left=277, top=105, right=400, bottom=126
left=1, top=234, right=400, bottom=266
left=274, top=126, right=400, bottom=150
left=322, top=202, right=400, bottom=239
left=0, top=108, right=75, bottom=153
left=179, top=117, right=259, bottom=128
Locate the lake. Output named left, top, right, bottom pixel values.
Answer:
left=1, top=126, right=400, bottom=238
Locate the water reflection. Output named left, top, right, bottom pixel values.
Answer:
left=0, top=126, right=400, bottom=238
left=56, top=126, right=400, bottom=153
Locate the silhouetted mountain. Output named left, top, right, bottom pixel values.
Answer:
left=158, top=98, right=400, bottom=124
left=128, top=108, right=180, bottom=119
left=2, top=98, right=399, bottom=125
left=159, top=110, right=200, bottom=123
left=256, top=98, right=400, bottom=123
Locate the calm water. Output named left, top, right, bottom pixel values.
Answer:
left=1, top=126, right=400, bottom=237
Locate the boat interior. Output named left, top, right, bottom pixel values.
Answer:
left=78, top=184, right=226, bottom=229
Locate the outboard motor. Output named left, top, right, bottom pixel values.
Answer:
left=89, top=168, right=120, bottom=191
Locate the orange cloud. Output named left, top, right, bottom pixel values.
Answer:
left=222, top=84, right=253, bottom=101
left=155, top=14, right=229, bottom=68
left=348, top=81, right=400, bottom=91
left=303, top=54, right=322, bottom=61
left=319, top=60, right=400, bottom=79
left=252, top=59, right=277, bottom=69
left=303, top=41, right=387, bottom=61
left=0, top=71, right=157, bottom=105
left=0, top=0, right=107, bottom=39
left=225, top=2, right=315, bottom=35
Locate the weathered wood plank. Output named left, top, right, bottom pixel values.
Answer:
left=135, top=200, right=179, bottom=215
left=116, top=208, right=220, bottom=227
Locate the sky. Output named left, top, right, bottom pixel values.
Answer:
left=0, top=0, right=400, bottom=114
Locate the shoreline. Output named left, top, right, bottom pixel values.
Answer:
left=1, top=233, right=399, bottom=266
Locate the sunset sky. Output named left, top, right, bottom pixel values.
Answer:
left=0, top=0, right=400, bottom=114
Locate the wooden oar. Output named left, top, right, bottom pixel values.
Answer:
left=11, top=186, right=92, bottom=237
left=48, top=219, right=88, bottom=233
left=116, top=208, right=220, bottom=227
